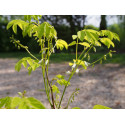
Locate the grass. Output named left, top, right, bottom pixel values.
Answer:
left=0, top=52, right=125, bottom=65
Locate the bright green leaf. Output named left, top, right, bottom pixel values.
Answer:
left=69, top=41, right=76, bottom=46
left=56, top=74, right=65, bottom=79
left=79, top=42, right=90, bottom=47
left=93, top=105, right=111, bottom=109
left=72, top=35, right=77, bottom=40
left=52, top=85, right=60, bottom=94
left=77, top=31, right=85, bottom=41
left=22, top=60, right=27, bottom=68
left=11, top=97, right=21, bottom=109
left=27, top=97, right=46, bottom=109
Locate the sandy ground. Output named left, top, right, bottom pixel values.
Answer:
left=0, top=58, right=125, bottom=109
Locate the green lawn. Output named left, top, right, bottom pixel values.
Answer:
left=0, top=52, right=125, bottom=65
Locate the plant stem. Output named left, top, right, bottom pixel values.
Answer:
left=45, top=67, right=55, bottom=109
left=58, top=45, right=93, bottom=109
left=25, top=48, right=39, bottom=61
left=76, top=38, right=78, bottom=61
left=40, top=38, right=52, bottom=107
left=65, top=89, right=79, bottom=109
left=58, top=68, right=76, bottom=109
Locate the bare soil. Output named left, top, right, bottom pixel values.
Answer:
left=0, top=58, right=125, bottom=109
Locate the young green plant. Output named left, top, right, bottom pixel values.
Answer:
left=0, top=15, right=120, bottom=109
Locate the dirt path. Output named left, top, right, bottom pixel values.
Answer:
left=0, top=58, right=125, bottom=109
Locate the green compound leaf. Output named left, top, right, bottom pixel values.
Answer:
left=11, top=97, right=22, bottom=109
left=69, top=41, right=76, bottom=46
left=28, top=66, right=32, bottom=75
left=56, top=39, right=68, bottom=50
left=0, top=97, right=12, bottom=109
left=12, top=23, right=17, bottom=34
left=18, top=98, right=30, bottom=109
left=77, top=30, right=86, bottom=41
left=52, top=85, right=60, bottom=94
left=93, top=105, right=111, bottom=109
left=27, top=97, right=46, bottom=109
left=15, top=57, right=40, bottom=74
left=7, top=20, right=29, bottom=34
left=85, top=29, right=99, bottom=42
left=15, top=60, right=22, bottom=72
left=7, top=20, right=17, bottom=30
left=57, top=79, right=70, bottom=86
left=37, top=22, right=54, bottom=39
left=24, top=15, right=32, bottom=23
left=22, top=60, right=27, bottom=68
left=100, top=38, right=115, bottom=48
left=9, top=96, right=46, bottom=109
left=79, top=42, right=90, bottom=47
left=100, top=30, right=120, bottom=41
left=113, top=32, right=120, bottom=41
left=27, top=59, right=33, bottom=66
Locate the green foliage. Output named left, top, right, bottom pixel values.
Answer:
left=52, top=85, right=60, bottom=94
left=79, top=42, right=90, bottom=47
left=5, top=15, right=120, bottom=109
left=69, top=59, right=87, bottom=70
left=93, top=105, right=111, bottom=109
left=15, top=57, right=40, bottom=74
left=69, top=41, right=76, bottom=46
left=57, top=79, right=70, bottom=86
left=69, top=29, right=119, bottom=50
left=0, top=92, right=46, bottom=109
left=72, top=35, right=77, bottom=40
left=56, top=39, right=68, bottom=50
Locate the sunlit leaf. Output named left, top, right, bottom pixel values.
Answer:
left=72, top=35, right=77, bottom=40
left=56, top=39, right=68, bottom=50
left=11, top=97, right=21, bottom=109
left=79, top=42, right=90, bottom=47
left=52, top=85, right=60, bottom=94
left=27, top=97, right=46, bottom=109
left=77, top=31, right=85, bottom=41
left=93, top=105, right=111, bottom=109
left=69, top=41, right=76, bottom=46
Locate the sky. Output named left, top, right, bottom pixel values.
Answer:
left=85, top=15, right=118, bottom=27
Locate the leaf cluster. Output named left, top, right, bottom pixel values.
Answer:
left=0, top=91, right=45, bottom=109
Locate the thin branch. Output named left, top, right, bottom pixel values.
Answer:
left=45, top=67, right=55, bottom=109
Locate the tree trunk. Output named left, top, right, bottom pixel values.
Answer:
left=99, top=15, right=107, bottom=30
